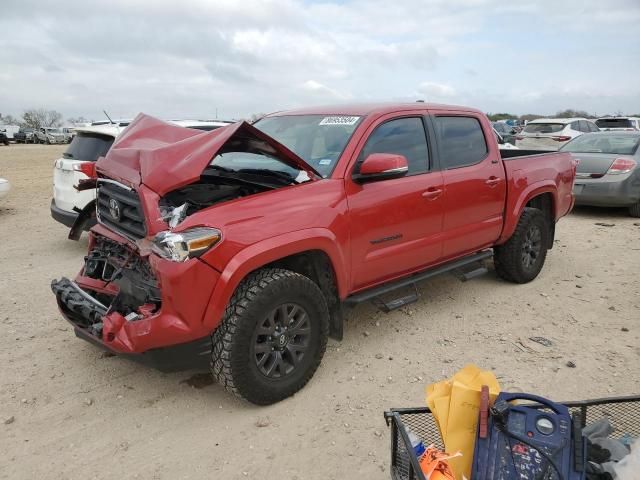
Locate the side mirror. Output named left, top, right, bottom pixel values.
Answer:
left=353, top=153, right=409, bottom=183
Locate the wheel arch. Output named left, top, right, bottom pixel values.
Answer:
left=203, top=229, right=347, bottom=339
left=498, top=183, right=558, bottom=246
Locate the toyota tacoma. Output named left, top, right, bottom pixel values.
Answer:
left=52, top=103, right=577, bottom=405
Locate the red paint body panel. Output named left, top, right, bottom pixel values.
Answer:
left=60, top=104, right=575, bottom=355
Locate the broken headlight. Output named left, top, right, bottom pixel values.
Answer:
left=151, top=227, right=222, bottom=262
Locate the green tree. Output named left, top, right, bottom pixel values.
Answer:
left=486, top=112, right=516, bottom=122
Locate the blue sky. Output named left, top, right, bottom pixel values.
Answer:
left=1, top=0, right=639, bottom=121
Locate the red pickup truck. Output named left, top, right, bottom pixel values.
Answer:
left=52, top=103, right=576, bottom=404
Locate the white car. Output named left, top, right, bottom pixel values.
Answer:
left=50, top=119, right=234, bottom=232
left=515, top=118, right=599, bottom=151
left=0, top=178, right=10, bottom=199
left=34, top=127, right=67, bottom=144
left=595, top=117, right=640, bottom=131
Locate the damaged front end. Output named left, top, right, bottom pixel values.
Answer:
left=52, top=114, right=320, bottom=369
left=52, top=234, right=161, bottom=338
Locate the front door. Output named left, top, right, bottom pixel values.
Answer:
left=345, top=115, right=444, bottom=291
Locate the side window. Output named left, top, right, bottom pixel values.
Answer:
left=590, top=122, right=600, bottom=132
left=570, top=121, right=580, bottom=131
left=359, top=117, right=429, bottom=175
left=578, top=120, right=589, bottom=132
left=434, top=116, right=488, bottom=169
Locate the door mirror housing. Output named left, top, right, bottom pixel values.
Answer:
left=353, top=153, right=409, bottom=183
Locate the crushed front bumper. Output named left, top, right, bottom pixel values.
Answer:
left=51, top=229, right=221, bottom=370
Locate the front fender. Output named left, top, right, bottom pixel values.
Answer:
left=201, top=228, right=348, bottom=332
left=497, top=180, right=558, bottom=245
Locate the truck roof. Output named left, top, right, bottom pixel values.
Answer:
left=268, top=102, right=483, bottom=117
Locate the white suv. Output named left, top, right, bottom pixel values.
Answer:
left=50, top=119, right=234, bottom=232
left=595, top=117, right=640, bottom=131
left=515, top=118, right=599, bottom=151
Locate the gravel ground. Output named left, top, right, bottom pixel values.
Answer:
left=1, top=144, right=638, bottom=479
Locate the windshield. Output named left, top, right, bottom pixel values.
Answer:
left=47, top=128, right=62, bottom=134
left=64, top=132, right=114, bottom=161
left=253, top=114, right=362, bottom=177
left=561, top=134, right=640, bottom=155
left=523, top=123, right=566, bottom=134
left=595, top=118, right=634, bottom=129
left=208, top=133, right=311, bottom=185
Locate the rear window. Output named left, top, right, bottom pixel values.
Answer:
left=63, top=132, right=114, bottom=161
left=595, top=119, right=634, bottom=129
left=561, top=134, right=640, bottom=155
left=523, top=123, right=566, bottom=134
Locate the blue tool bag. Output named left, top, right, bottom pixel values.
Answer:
left=472, top=392, right=586, bottom=480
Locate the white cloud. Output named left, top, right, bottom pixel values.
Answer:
left=417, top=82, right=457, bottom=100
left=0, top=0, right=639, bottom=120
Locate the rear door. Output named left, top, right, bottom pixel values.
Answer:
left=345, top=114, right=444, bottom=290
left=431, top=112, right=506, bottom=258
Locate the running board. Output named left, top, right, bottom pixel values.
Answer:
left=344, top=250, right=493, bottom=308
left=452, top=263, right=489, bottom=282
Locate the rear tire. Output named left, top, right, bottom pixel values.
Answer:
left=494, top=207, right=549, bottom=284
left=629, top=202, right=640, bottom=218
left=211, top=268, right=329, bottom=405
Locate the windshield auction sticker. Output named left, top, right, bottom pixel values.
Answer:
left=319, top=116, right=360, bottom=126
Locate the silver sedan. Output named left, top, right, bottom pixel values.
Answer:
left=562, top=132, right=640, bottom=217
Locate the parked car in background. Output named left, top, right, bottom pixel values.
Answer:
left=515, top=118, right=599, bottom=151
left=595, top=117, right=640, bottom=131
left=0, top=125, right=20, bottom=140
left=14, top=127, right=35, bottom=143
left=0, top=177, right=10, bottom=198
left=0, top=131, right=9, bottom=146
left=62, top=127, right=76, bottom=143
left=34, top=127, right=67, bottom=144
left=562, top=132, right=640, bottom=217
left=51, top=104, right=576, bottom=404
left=493, top=122, right=517, bottom=144
left=51, top=119, right=234, bottom=231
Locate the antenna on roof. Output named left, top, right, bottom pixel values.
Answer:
left=103, top=110, right=115, bottom=125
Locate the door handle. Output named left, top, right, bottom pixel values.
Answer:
left=422, top=188, right=442, bottom=200
left=485, top=176, right=502, bottom=187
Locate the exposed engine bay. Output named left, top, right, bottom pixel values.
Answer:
left=159, top=182, right=263, bottom=223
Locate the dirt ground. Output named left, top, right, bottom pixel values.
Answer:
left=0, top=144, right=638, bottom=479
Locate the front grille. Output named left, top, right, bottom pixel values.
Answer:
left=97, top=181, right=147, bottom=240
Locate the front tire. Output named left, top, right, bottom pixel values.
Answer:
left=629, top=202, right=640, bottom=218
left=494, top=207, right=549, bottom=283
left=211, top=268, right=329, bottom=405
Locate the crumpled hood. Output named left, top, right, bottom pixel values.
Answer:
left=96, top=113, right=320, bottom=195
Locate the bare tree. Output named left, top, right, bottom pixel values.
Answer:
left=0, top=113, right=20, bottom=125
left=67, top=116, right=90, bottom=126
left=22, top=109, right=63, bottom=129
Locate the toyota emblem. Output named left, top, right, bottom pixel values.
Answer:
left=108, top=198, right=122, bottom=221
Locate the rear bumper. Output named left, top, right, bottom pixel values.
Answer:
left=573, top=175, right=640, bottom=207
left=50, top=199, right=78, bottom=227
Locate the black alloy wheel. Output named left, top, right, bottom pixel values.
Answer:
left=252, top=303, right=311, bottom=379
